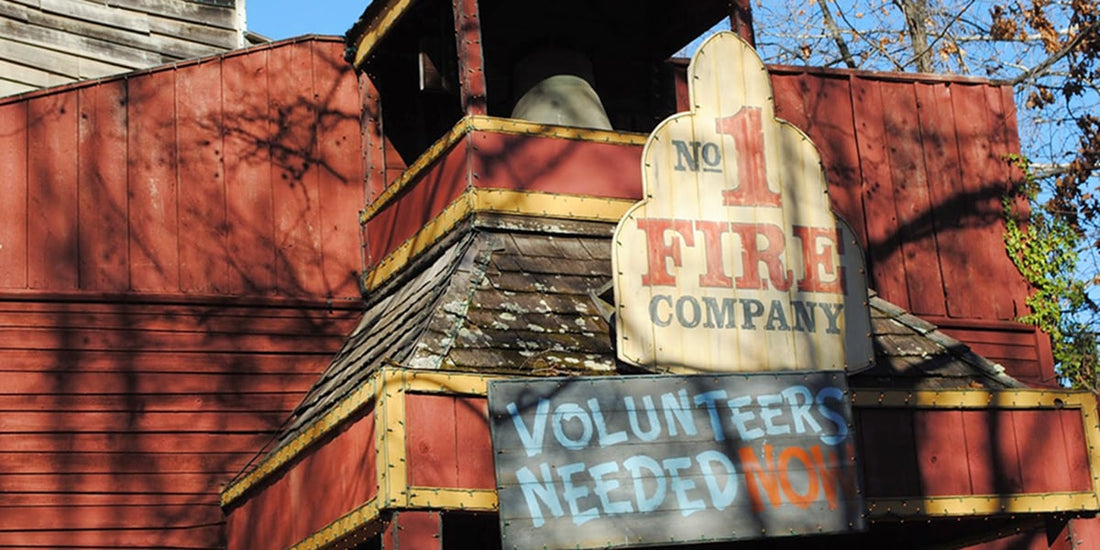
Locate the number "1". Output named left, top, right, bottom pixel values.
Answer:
left=715, top=107, right=780, bottom=208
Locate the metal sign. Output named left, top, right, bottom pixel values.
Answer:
left=612, top=32, right=873, bottom=373
left=489, top=372, right=865, bottom=550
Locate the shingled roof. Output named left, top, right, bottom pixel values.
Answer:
left=263, top=215, right=1026, bottom=457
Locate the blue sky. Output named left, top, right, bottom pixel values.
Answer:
left=246, top=1, right=371, bottom=40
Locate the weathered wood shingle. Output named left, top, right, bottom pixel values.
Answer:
left=270, top=219, right=1026, bottom=459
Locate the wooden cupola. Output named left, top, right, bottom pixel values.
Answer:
left=345, top=0, right=755, bottom=292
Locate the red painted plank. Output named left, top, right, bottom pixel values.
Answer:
left=770, top=72, right=809, bottom=131
left=406, top=393, right=458, bottom=487
left=963, top=409, right=1025, bottom=494
left=0, top=526, right=224, bottom=550
left=856, top=408, right=920, bottom=497
left=0, top=432, right=274, bottom=454
left=851, top=77, right=908, bottom=308
left=0, top=392, right=305, bottom=412
left=0, top=503, right=222, bottom=531
left=471, top=133, right=643, bottom=199
left=314, top=42, right=366, bottom=299
left=1012, top=409, right=1074, bottom=492
left=914, top=409, right=972, bottom=495
left=222, top=47, right=277, bottom=295
left=882, top=80, right=948, bottom=317
left=0, top=101, right=28, bottom=288
left=985, top=84, right=1032, bottom=319
left=364, top=141, right=470, bottom=268
left=77, top=81, right=130, bottom=292
left=0, top=452, right=252, bottom=474
left=127, top=70, right=180, bottom=292
left=231, top=466, right=294, bottom=550
left=0, top=370, right=320, bottom=395
left=389, top=510, right=442, bottom=550
left=0, top=304, right=356, bottom=334
left=455, top=396, right=494, bottom=489
left=360, top=72, right=387, bottom=201
left=177, top=60, right=229, bottom=294
left=0, top=350, right=333, bottom=376
left=292, top=412, right=377, bottom=541
left=1058, top=408, right=1094, bottom=492
left=0, top=349, right=335, bottom=375
left=949, top=83, right=1013, bottom=319
left=914, top=81, right=975, bottom=319
left=269, top=41, right=325, bottom=297
left=0, top=326, right=344, bottom=353
left=0, top=472, right=226, bottom=493
left=0, top=410, right=286, bottom=432
left=803, top=75, right=868, bottom=242
left=27, top=93, right=79, bottom=290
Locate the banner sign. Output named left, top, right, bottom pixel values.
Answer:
left=612, top=32, right=873, bottom=373
left=489, top=372, right=865, bottom=550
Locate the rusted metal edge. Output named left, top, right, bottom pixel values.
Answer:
left=850, top=388, right=1097, bottom=409
left=360, top=115, right=646, bottom=223
left=361, top=189, right=636, bottom=292
left=867, top=492, right=1100, bottom=518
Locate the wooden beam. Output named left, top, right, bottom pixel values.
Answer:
left=730, top=0, right=755, bottom=46
left=452, top=0, right=486, bottom=116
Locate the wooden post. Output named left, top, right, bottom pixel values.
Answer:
left=382, top=511, right=443, bottom=549
left=453, top=0, right=488, bottom=116
left=359, top=71, right=386, bottom=202
left=730, top=0, right=755, bottom=46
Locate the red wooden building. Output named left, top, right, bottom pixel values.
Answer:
left=2, top=0, right=1099, bottom=549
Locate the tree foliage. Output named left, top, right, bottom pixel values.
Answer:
left=750, top=0, right=1100, bottom=388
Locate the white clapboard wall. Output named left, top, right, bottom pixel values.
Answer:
left=0, top=0, right=248, bottom=97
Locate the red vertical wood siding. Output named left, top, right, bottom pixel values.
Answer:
left=315, top=43, right=368, bottom=297
left=77, top=81, right=130, bottom=292
left=0, top=37, right=365, bottom=549
left=177, top=60, right=229, bottom=294
left=0, top=37, right=363, bottom=300
left=128, top=70, right=181, bottom=292
left=222, top=47, right=278, bottom=295
left=849, top=77, right=912, bottom=312
left=767, top=67, right=1050, bottom=383
left=225, top=411, right=377, bottom=550
left=769, top=69, right=1029, bottom=323
left=405, top=393, right=495, bottom=490
left=0, top=101, right=28, bottom=288
left=27, top=93, right=79, bottom=290
left=860, top=407, right=1093, bottom=499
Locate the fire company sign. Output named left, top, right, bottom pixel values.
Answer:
left=612, top=32, right=872, bottom=373
left=491, top=33, right=869, bottom=550
left=488, top=373, right=865, bottom=550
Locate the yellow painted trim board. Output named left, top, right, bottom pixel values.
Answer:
left=851, top=388, right=1096, bottom=409
left=377, top=369, right=411, bottom=509
left=351, top=0, right=415, bottom=67
left=362, top=191, right=475, bottom=292
left=407, top=488, right=498, bottom=511
left=867, top=492, right=1100, bottom=517
left=289, top=498, right=383, bottom=550
left=404, top=369, right=492, bottom=396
